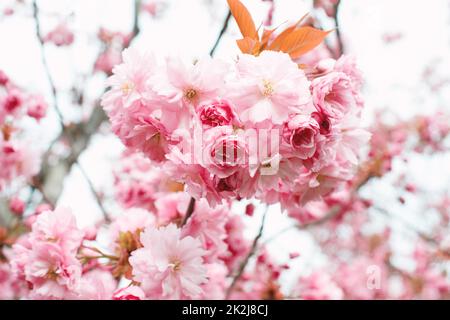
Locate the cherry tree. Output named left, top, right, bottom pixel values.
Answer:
left=0, top=0, right=449, bottom=300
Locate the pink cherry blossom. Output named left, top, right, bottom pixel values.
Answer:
left=31, top=207, right=84, bottom=253
left=229, top=51, right=311, bottom=125
left=295, top=271, right=343, bottom=300
left=311, top=71, right=356, bottom=119
left=113, top=286, right=146, bottom=300
left=129, top=223, right=207, bottom=299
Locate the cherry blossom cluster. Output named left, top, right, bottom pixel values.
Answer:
left=0, top=70, right=47, bottom=191
left=5, top=163, right=250, bottom=299
left=101, top=48, right=370, bottom=209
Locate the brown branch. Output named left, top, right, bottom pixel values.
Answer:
left=35, top=0, right=142, bottom=205
left=76, top=162, right=110, bottom=223
left=209, top=10, right=232, bottom=57
left=225, top=206, right=268, bottom=299
left=32, top=0, right=64, bottom=127
left=180, top=197, right=196, bottom=227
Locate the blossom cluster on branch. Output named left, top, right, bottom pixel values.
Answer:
left=0, top=0, right=449, bottom=301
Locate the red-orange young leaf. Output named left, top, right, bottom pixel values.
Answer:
left=227, top=0, right=259, bottom=40
left=236, top=37, right=259, bottom=55
left=279, top=27, right=332, bottom=59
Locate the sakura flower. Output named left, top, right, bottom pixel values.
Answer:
left=26, top=95, right=48, bottom=121
left=43, top=23, right=74, bottom=46
left=311, top=71, right=356, bottom=119
left=24, top=242, right=82, bottom=299
left=75, top=270, right=117, bottom=300
left=283, top=114, right=321, bottom=159
left=229, top=51, right=311, bottom=125
left=295, top=271, right=343, bottom=300
left=110, top=106, right=174, bottom=162
left=0, top=263, right=16, bottom=299
left=31, top=207, right=84, bottom=253
left=102, top=48, right=156, bottom=111
left=201, top=125, right=248, bottom=178
left=182, top=199, right=229, bottom=262
left=196, top=98, right=240, bottom=128
left=109, top=208, right=155, bottom=243
left=154, top=56, right=228, bottom=108
left=113, top=286, right=146, bottom=300
left=129, top=223, right=207, bottom=299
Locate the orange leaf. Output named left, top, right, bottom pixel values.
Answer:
left=266, top=25, right=296, bottom=51
left=267, top=14, right=309, bottom=51
left=279, top=27, right=331, bottom=59
left=227, top=0, right=258, bottom=40
left=261, top=28, right=275, bottom=47
left=236, top=37, right=260, bottom=55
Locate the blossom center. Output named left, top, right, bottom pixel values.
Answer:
left=121, top=82, right=135, bottom=95
left=262, top=79, right=274, bottom=97
left=169, top=259, right=182, bottom=272
left=184, top=88, right=197, bottom=101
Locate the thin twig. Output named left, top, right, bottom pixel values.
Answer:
left=32, top=0, right=64, bottom=128
left=333, top=0, right=344, bottom=56
left=225, top=206, right=268, bottom=299
left=36, top=0, right=142, bottom=205
left=209, top=10, right=232, bottom=57
left=181, top=197, right=196, bottom=227
left=77, top=161, right=110, bottom=223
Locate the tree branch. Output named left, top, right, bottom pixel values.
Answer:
left=181, top=197, right=196, bottom=227
left=209, top=10, right=232, bottom=57
left=35, top=0, right=142, bottom=206
left=76, top=162, right=110, bottom=223
left=32, top=0, right=64, bottom=127
left=225, top=206, right=268, bottom=299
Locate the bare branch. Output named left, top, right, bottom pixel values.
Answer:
left=209, top=10, right=232, bottom=57
left=225, top=206, right=268, bottom=299
left=35, top=0, right=142, bottom=205
left=76, top=162, right=110, bottom=223
left=32, top=0, right=64, bottom=127
left=180, top=197, right=196, bottom=227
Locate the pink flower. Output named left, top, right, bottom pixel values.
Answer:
left=295, top=271, right=343, bottom=300
left=43, top=23, right=74, bottom=46
left=24, top=242, right=82, bottom=299
left=197, top=99, right=239, bottom=128
left=0, top=70, right=9, bottom=86
left=155, top=56, right=228, bottom=108
left=311, top=71, right=356, bottom=119
left=200, top=263, right=228, bottom=300
left=75, top=270, right=117, bottom=300
left=102, top=48, right=156, bottom=111
left=26, top=95, right=48, bottom=121
left=9, top=196, right=25, bottom=215
left=111, top=108, right=173, bottom=162
left=0, top=263, right=17, bottom=299
left=288, top=200, right=329, bottom=225
left=202, top=126, right=248, bottom=178
left=0, top=139, right=41, bottom=191
left=109, top=208, right=155, bottom=244
left=154, top=192, right=190, bottom=225
left=182, top=199, right=229, bottom=262
left=229, top=51, right=311, bottom=124
left=2, top=88, right=22, bottom=114
left=129, top=224, right=207, bottom=299
left=113, top=286, right=146, bottom=300
left=94, top=48, right=122, bottom=75
left=284, top=115, right=321, bottom=159
left=31, top=207, right=84, bottom=253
